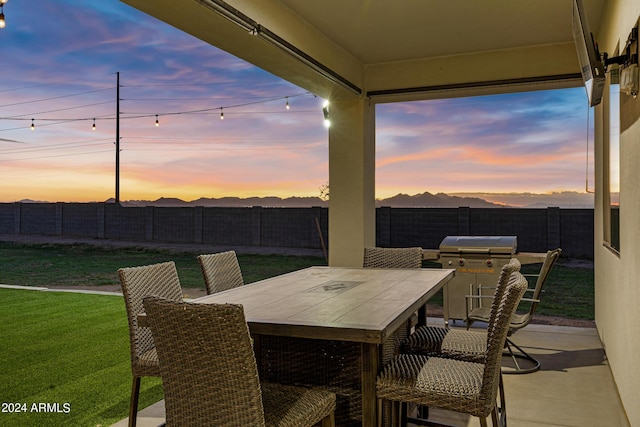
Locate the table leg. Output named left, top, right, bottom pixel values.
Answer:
left=417, top=305, right=427, bottom=327
left=361, top=342, right=380, bottom=427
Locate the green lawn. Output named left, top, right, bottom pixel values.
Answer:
left=0, top=241, right=326, bottom=289
left=0, top=289, right=162, bottom=427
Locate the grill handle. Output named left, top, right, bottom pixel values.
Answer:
left=457, top=248, right=492, bottom=254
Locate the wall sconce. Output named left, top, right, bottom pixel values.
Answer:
left=322, top=101, right=330, bottom=128
left=621, top=64, right=638, bottom=97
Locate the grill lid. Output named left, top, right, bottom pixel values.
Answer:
left=439, top=235, right=517, bottom=255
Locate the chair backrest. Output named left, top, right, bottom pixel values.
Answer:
left=480, top=271, right=528, bottom=414
left=363, top=247, right=423, bottom=268
left=197, top=251, right=244, bottom=295
left=142, top=296, right=266, bottom=427
left=527, top=248, right=562, bottom=317
left=118, top=261, right=183, bottom=372
left=485, top=258, right=521, bottom=336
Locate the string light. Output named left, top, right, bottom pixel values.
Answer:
left=4, top=84, right=324, bottom=131
left=0, top=0, right=6, bottom=29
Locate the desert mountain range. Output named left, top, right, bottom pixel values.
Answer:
left=113, top=191, right=594, bottom=209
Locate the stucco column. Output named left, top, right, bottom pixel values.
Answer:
left=328, top=97, right=376, bottom=266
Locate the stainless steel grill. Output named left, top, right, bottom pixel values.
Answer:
left=439, top=235, right=517, bottom=324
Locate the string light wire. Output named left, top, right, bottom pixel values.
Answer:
left=1, top=90, right=315, bottom=130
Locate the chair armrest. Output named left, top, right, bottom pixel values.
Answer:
left=465, top=294, right=494, bottom=300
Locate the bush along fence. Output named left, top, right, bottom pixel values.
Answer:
left=0, top=203, right=593, bottom=259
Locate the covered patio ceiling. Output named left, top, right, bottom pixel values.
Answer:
left=121, top=0, right=606, bottom=102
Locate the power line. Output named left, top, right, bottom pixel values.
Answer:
left=0, top=149, right=114, bottom=163
left=0, top=87, right=114, bottom=108
left=2, top=101, right=115, bottom=118
left=0, top=139, right=114, bottom=154
left=0, top=74, right=115, bottom=93
left=121, top=82, right=252, bottom=88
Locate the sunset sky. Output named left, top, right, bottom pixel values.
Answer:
left=0, top=0, right=594, bottom=203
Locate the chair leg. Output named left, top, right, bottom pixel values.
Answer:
left=480, top=416, right=489, bottom=427
left=491, top=405, right=499, bottom=427
left=498, top=373, right=507, bottom=426
left=502, top=338, right=541, bottom=374
left=321, top=411, right=335, bottom=427
left=129, top=376, right=141, bottom=427
left=400, top=401, right=408, bottom=427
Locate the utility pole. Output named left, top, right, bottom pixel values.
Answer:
left=115, top=71, right=120, bottom=204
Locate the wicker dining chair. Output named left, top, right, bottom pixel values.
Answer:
left=142, top=296, right=336, bottom=427
left=363, top=247, right=423, bottom=269
left=118, top=261, right=184, bottom=427
left=376, top=270, right=528, bottom=427
left=197, top=250, right=244, bottom=295
left=400, top=258, right=521, bottom=423
left=466, top=248, right=562, bottom=374
left=402, top=258, right=522, bottom=361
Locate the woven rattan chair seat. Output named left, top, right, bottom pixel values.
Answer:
left=509, top=312, right=529, bottom=328
left=134, top=348, right=160, bottom=376
left=378, top=354, right=487, bottom=415
left=403, top=326, right=487, bottom=362
left=261, top=382, right=336, bottom=427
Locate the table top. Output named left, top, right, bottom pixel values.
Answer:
left=194, top=266, right=454, bottom=344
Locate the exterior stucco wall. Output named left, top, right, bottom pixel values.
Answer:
left=594, top=0, right=640, bottom=424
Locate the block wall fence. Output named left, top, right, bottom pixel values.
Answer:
left=0, top=203, right=594, bottom=259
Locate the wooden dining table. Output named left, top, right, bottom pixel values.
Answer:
left=190, top=266, right=454, bottom=426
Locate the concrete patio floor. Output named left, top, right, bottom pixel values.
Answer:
left=111, top=322, right=629, bottom=427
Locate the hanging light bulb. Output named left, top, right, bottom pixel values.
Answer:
left=155, top=114, right=159, bottom=127
left=30, top=118, right=35, bottom=131
left=285, top=97, right=290, bottom=110
left=0, top=1, right=6, bottom=29
left=220, top=108, right=224, bottom=120
left=92, top=118, right=96, bottom=131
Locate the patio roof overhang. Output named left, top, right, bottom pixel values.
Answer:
left=121, top=0, right=605, bottom=102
